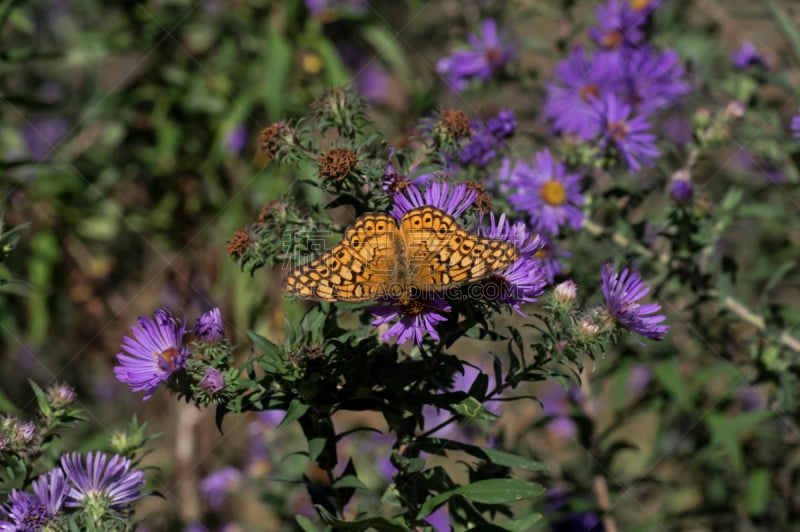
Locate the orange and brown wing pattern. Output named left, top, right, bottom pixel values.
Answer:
left=283, top=213, right=397, bottom=301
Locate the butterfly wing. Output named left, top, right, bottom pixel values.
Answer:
left=283, top=213, right=398, bottom=301
left=399, top=206, right=519, bottom=294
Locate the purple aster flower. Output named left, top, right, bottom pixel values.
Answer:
left=479, top=213, right=547, bottom=315
left=507, top=149, right=584, bottom=235
left=200, top=467, right=242, bottom=511
left=593, top=93, right=660, bottom=172
left=223, top=124, right=247, bottom=154
left=0, top=469, right=69, bottom=530
left=370, top=296, right=451, bottom=347
left=533, top=235, right=568, bottom=284
left=732, top=42, right=770, bottom=70
left=601, top=263, right=669, bottom=341
left=670, top=177, right=693, bottom=205
left=113, top=308, right=190, bottom=400
left=337, top=43, right=392, bottom=106
left=61, top=452, right=144, bottom=510
left=436, top=19, right=515, bottom=92
left=426, top=505, right=451, bottom=531
left=590, top=0, right=645, bottom=54
left=622, top=48, right=690, bottom=115
left=545, top=48, right=619, bottom=139
left=22, top=116, right=68, bottom=162
left=391, top=181, right=478, bottom=220
left=194, top=307, right=224, bottom=343
left=538, top=382, right=577, bottom=441
left=459, top=109, right=516, bottom=167
left=791, top=114, right=800, bottom=139
left=199, top=367, right=225, bottom=395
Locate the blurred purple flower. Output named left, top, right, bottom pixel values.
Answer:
left=194, top=307, right=224, bottom=343
left=623, top=48, right=690, bottom=115
left=223, top=124, right=247, bottom=154
left=459, top=109, right=516, bottom=167
left=370, top=296, right=451, bottom=347
left=426, top=504, right=451, bottom=531
left=539, top=382, right=577, bottom=440
left=337, top=43, right=392, bottom=105
left=391, top=181, right=478, bottom=220
left=507, top=149, right=584, bottom=235
left=199, top=368, right=225, bottom=395
left=437, top=19, right=515, bottom=92
left=200, top=467, right=242, bottom=511
left=533, top=235, right=568, bottom=284
left=590, top=0, right=645, bottom=54
left=61, top=452, right=144, bottom=509
left=601, top=263, right=669, bottom=341
left=305, top=0, right=366, bottom=17
left=546, top=487, right=605, bottom=531
left=114, top=309, right=190, bottom=400
left=545, top=47, right=619, bottom=139
left=0, top=469, right=69, bottom=530
left=480, top=213, right=548, bottom=314
left=791, top=114, right=800, bottom=139
left=670, top=178, right=693, bottom=205
left=22, top=116, right=67, bottom=162
left=593, top=93, right=659, bottom=172
left=732, top=42, right=770, bottom=70
left=628, top=363, right=652, bottom=396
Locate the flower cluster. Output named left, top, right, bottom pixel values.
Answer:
left=0, top=452, right=144, bottom=529
left=544, top=0, right=688, bottom=171
left=458, top=109, right=517, bottom=168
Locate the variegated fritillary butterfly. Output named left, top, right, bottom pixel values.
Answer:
left=283, top=206, right=519, bottom=304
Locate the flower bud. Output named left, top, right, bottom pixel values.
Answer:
left=195, top=308, right=224, bottom=344
left=199, top=367, right=225, bottom=395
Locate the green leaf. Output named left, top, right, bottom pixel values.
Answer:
left=417, top=478, right=545, bottom=519
left=264, top=30, right=292, bottom=120
left=746, top=468, right=771, bottom=516
left=317, top=506, right=408, bottom=531
left=331, top=474, right=368, bottom=490
left=707, top=410, right=774, bottom=471
left=295, top=515, right=320, bottom=532
left=29, top=379, right=50, bottom=418
left=653, top=358, right=693, bottom=413
left=308, top=437, right=327, bottom=463
left=494, top=511, right=543, bottom=531
left=248, top=331, right=283, bottom=366
left=362, top=24, right=412, bottom=81
left=278, top=399, right=309, bottom=429
left=411, top=438, right=548, bottom=472
left=450, top=397, right=499, bottom=420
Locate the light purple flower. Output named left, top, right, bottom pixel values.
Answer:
left=791, top=114, right=800, bottom=139
left=545, top=47, right=620, bottom=139
left=61, top=452, right=144, bottom=509
left=507, top=149, right=584, bottom=235
left=590, top=0, right=646, bottom=54
left=22, top=116, right=68, bottom=162
left=194, top=307, right=224, bottom=343
left=623, top=47, right=690, bottom=115
left=601, top=263, right=669, bottom=341
left=480, top=213, right=548, bottom=315
left=732, top=42, right=769, bottom=70
left=370, top=296, right=451, bottom=347
left=593, top=93, right=660, bottom=172
left=114, top=309, right=190, bottom=400
left=199, top=368, right=225, bottom=395
left=459, top=109, right=516, bottom=167
left=200, top=467, right=242, bottom=511
left=628, top=363, right=652, bottom=396
left=0, top=469, right=69, bottom=530
left=391, top=181, right=478, bottom=220
left=223, top=124, right=247, bottom=154
left=670, top=178, right=693, bottom=205
left=436, top=19, right=515, bottom=92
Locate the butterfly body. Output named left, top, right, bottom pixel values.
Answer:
left=283, top=206, right=519, bottom=304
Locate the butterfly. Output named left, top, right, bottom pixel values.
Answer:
left=283, top=206, right=520, bottom=304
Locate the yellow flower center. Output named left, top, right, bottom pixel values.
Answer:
left=301, top=53, right=323, bottom=75
left=403, top=300, right=426, bottom=316
left=485, top=48, right=502, bottom=66
left=608, top=120, right=629, bottom=141
left=534, top=248, right=551, bottom=259
left=540, top=180, right=567, bottom=206
left=630, top=0, right=650, bottom=11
